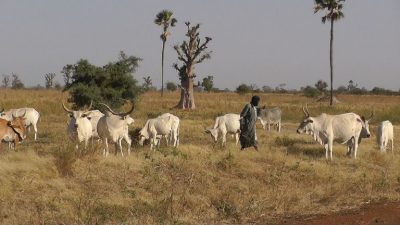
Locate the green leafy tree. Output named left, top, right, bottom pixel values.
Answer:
left=314, top=0, right=345, bottom=105
left=201, top=76, right=214, bottom=92
left=166, top=81, right=177, bottom=92
left=173, top=22, right=212, bottom=109
left=64, top=51, right=141, bottom=109
left=154, top=10, right=177, bottom=97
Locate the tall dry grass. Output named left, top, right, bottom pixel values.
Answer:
left=0, top=89, right=399, bottom=224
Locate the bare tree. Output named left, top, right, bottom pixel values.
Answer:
left=173, top=22, right=212, bottom=109
left=142, top=76, right=154, bottom=91
left=11, top=73, right=24, bottom=89
left=44, top=73, right=56, bottom=88
left=2, top=75, right=10, bottom=88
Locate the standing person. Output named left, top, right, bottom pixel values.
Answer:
left=239, top=95, right=260, bottom=150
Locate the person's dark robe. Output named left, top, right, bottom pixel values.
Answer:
left=239, top=103, right=257, bottom=148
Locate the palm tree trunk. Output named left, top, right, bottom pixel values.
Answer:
left=161, top=40, right=166, bottom=97
left=330, top=19, right=334, bottom=106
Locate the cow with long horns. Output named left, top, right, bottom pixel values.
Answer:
left=296, top=105, right=372, bottom=160
left=62, top=101, right=104, bottom=150
left=97, top=102, right=134, bottom=157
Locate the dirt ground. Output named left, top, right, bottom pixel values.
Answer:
left=278, top=202, right=400, bottom=225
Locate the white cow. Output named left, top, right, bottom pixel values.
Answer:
left=62, top=102, right=103, bottom=149
left=205, top=113, right=240, bottom=146
left=377, top=120, right=394, bottom=152
left=97, top=102, right=134, bottom=157
left=139, top=113, right=180, bottom=150
left=257, top=106, right=282, bottom=132
left=296, top=106, right=371, bottom=160
left=0, top=107, right=40, bottom=140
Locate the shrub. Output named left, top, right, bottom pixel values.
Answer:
left=236, top=84, right=251, bottom=95
left=302, top=86, right=320, bottom=98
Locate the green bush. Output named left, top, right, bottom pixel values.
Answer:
left=302, top=86, right=320, bottom=98
left=63, top=51, right=142, bottom=109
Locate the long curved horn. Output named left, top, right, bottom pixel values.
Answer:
left=84, top=100, right=93, bottom=112
left=21, top=110, right=26, bottom=118
left=302, top=105, right=309, bottom=117
left=305, top=104, right=310, bottom=117
left=62, top=102, right=74, bottom=113
left=87, top=100, right=93, bottom=111
left=367, top=111, right=374, bottom=121
left=121, top=101, right=134, bottom=117
left=100, top=102, right=134, bottom=117
left=99, top=103, right=120, bottom=115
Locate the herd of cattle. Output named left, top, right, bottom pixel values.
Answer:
left=0, top=103, right=395, bottom=160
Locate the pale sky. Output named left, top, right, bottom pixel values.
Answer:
left=0, top=0, right=399, bottom=90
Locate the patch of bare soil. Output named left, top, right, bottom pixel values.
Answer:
left=278, top=202, right=400, bottom=225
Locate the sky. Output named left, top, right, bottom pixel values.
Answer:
left=0, top=0, right=399, bottom=90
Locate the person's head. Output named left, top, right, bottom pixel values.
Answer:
left=250, top=95, right=260, bottom=107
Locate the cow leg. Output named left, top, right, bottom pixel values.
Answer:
left=324, top=143, right=329, bottom=159
left=391, top=139, right=394, bottom=153
left=235, top=133, right=239, bottom=145
left=118, top=138, right=124, bottom=157
left=33, top=124, right=38, bottom=141
left=104, top=138, right=109, bottom=157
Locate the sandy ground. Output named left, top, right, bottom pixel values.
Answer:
left=278, top=202, right=400, bottom=225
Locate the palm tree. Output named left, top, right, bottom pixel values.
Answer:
left=154, top=10, right=177, bottom=97
left=314, top=0, right=345, bottom=106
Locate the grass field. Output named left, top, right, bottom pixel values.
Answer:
left=0, top=89, right=399, bottom=225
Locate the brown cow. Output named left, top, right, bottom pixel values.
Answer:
left=0, top=112, right=27, bottom=150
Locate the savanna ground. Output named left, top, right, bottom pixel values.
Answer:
left=0, top=89, right=399, bottom=225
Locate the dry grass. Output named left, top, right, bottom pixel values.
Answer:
left=0, top=89, right=399, bottom=224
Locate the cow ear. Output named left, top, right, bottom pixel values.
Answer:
left=308, top=119, right=313, bottom=123
left=69, top=114, right=73, bottom=118
left=204, top=129, right=210, bottom=134
left=361, top=116, right=366, bottom=122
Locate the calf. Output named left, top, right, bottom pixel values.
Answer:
left=205, top=113, right=240, bottom=146
left=139, top=113, right=180, bottom=150
left=257, top=106, right=282, bottom=132
left=377, top=120, right=394, bottom=152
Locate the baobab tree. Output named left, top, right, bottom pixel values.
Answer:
left=314, top=0, right=345, bottom=106
left=154, top=10, right=177, bottom=97
left=173, top=22, right=212, bottom=109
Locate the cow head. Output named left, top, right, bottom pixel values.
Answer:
left=205, top=128, right=218, bottom=142
left=359, top=112, right=373, bottom=138
left=138, top=131, right=147, bottom=146
left=9, top=111, right=27, bottom=141
left=62, top=102, right=93, bottom=130
left=296, top=105, right=314, bottom=135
